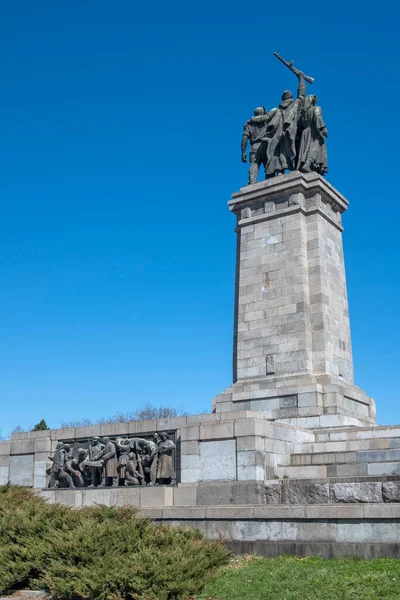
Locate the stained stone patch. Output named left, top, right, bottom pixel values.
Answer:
left=331, top=482, right=382, bottom=503
left=265, top=483, right=282, bottom=504
left=283, top=482, right=329, bottom=505
left=382, top=482, right=400, bottom=503
left=279, top=395, right=298, bottom=409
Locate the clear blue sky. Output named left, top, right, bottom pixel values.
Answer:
left=0, top=1, right=399, bottom=437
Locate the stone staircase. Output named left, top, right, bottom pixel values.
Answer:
left=267, top=425, right=400, bottom=505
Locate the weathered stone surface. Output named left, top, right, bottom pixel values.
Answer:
left=9, top=454, right=34, bottom=486
left=180, top=467, right=200, bottom=483
left=174, top=484, right=198, bottom=506
left=364, top=504, right=400, bottom=518
left=0, top=455, right=9, bottom=467
left=197, top=482, right=234, bottom=505
left=358, top=449, right=400, bottom=463
left=367, top=462, right=400, bottom=476
left=283, top=482, right=329, bottom=505
left=209, top=174, right=377, bottom=426
left=383, top=482, right=400, bottom=503
left=180, top=425, right=200, bottom=441
left=200, top=422, right=234, bottom=441
left=127, top=420, right=157, bottom=435
left=10, top=439, right=35, bottom=455
left=265, top=482, right=282, bottom=504
left=200, top=439, right=236, bottom=481
left=233, top=481, right=265, bottom=505
left=332, top=482, right=382, bottom=503
left=306, top=504, right=364, bottom=519
left=0, top=441, right=11, bottom=455
left=0, top=466, right=9, bottom=485
left=33, top=438, right=51, bottom=453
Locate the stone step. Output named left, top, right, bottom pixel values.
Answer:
left=276, top=460, right=400, bottom=479
left=291, top=451, right=356, bottom=466
left=139, top=502, right=400, bottom=518
left=266, top=474, right=400, bottom=485
left=264, top=478, right=400, bottom=506
left=290, top=448, right=400, bottom=467
left=293, top=437, right=400, bottom=455
left=313, top=425, right=400, bottom=443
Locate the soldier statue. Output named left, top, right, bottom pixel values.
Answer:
left=277, top=70, right=306, bottom=173
left=241, top=53, right=328, bottom=184
left=125, top=452, right=145, bottom=486
left=87, top=437, right=105, bottom=487
left=59, top=446, right=85, bottom=488
left=48, top=442, right=64, bottom=488
left=241, top=107, right=268, bottom=185
left=155, top=432, right=176, bottom=485
left=297, top=94, right=328, bottom=175
left=101, top=437, right=119, bottom=487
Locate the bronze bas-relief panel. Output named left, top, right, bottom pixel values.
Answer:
left=47, top=431, right=177, bottom=490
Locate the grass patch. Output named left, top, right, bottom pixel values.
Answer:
left=197, top=555, right=400, bottom=599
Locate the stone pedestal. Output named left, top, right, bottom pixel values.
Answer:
left=213, top=171, right=376, bottom=428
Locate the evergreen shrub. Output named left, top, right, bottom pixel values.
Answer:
left=0, top=485, right=230, bottom=600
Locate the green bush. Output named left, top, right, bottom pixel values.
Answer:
left=0, top=485, right=230, bottom=600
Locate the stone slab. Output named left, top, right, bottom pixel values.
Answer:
left=265, top=482, right=282, bottom=504
left=196, top=482, right=234, bottom=505
left=0, top=441, right=11, bottom=455
left=331, top=482, right=382, bottom=503
left=283, top=482, right=329, bottom=505
left=200, top=439, right=237, bottom=481
left=174, top=485, right=198, bottom=506
left=200, top=422, right=234, bottom=440
left=383, top=481, right=400, bottom=502
left=0, top=466, right=9, bottom=485
left=10, top=439, right=35, bottom=455
left=9, top=454, right=34, bottom=486
left=139, top=486, right=174, bottom=507
left=367, top=462, right=400, bottom=476
left=226, top=540, right=400, bottom=559
left=232, top=481, right=266, bottom=505
left=0, top=455, right=9, bottom=467
left=357, top=449, right=400, bottom=462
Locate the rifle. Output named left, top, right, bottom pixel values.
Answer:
left=273, top=52, right=314, bottom=84
left=135, top=442, right=145, bottom=486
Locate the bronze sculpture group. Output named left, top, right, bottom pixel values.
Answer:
left=48, top=432, right=176, bottom=489
left=241, top=53, right=328, bottom=185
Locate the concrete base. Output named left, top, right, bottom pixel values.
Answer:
left=5, top=409, right=400, bottom=557
left=219, top=172, right=376, bottom=428
left=37, top=490, right=400, bottom=558
left=213, top=373, right=376, bottom=428
left=141, top=503, right=400, bottom=559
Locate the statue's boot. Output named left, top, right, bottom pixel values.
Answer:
left=301, top=160, right=312, bottom=173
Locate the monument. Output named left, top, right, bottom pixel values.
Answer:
left=1, top=53, right=399, bottom=558
left=217, top=53, right=375, bottom=428
left=241, top=54, right=328, bottom=184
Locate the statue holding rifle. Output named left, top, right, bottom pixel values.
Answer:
left=241, top=53, right=328, bottom=183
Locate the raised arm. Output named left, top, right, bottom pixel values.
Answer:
left=297, top=71, right=306, bottom=101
